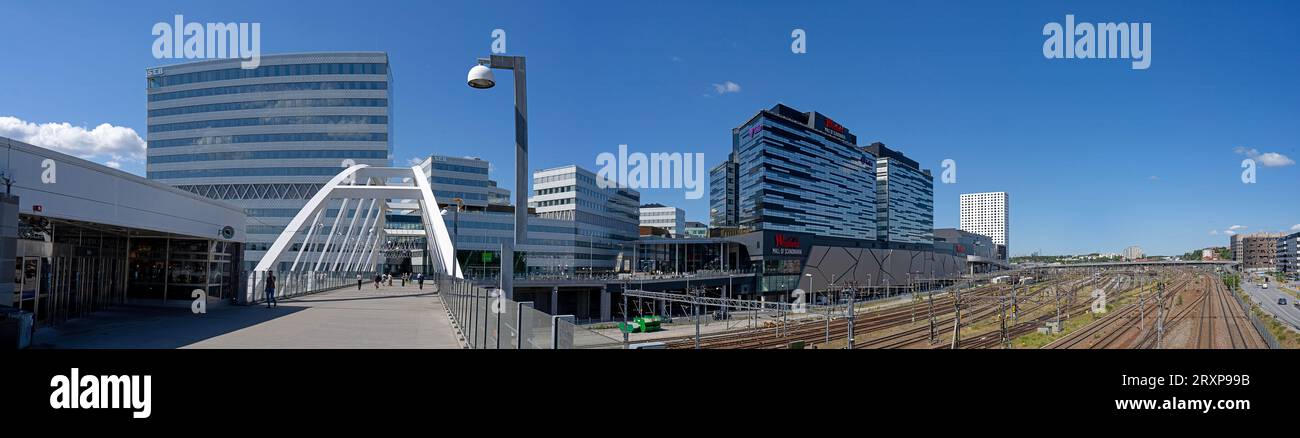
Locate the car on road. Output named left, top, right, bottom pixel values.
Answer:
left=1262, top=283, right=1269, bottom=289
left=1279, top=297, right=1288, bottom=306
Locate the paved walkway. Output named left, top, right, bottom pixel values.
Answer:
left=32, top=283, right=462, bottom=349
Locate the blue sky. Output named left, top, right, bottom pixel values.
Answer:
left=1, top=0, right=1297, bottom=256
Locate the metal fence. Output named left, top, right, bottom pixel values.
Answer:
left=245, top=270, right=372, bottom=304
left=436, top=274, right=623, bottom=349
left=1230, top=284, right=1282, bottom=349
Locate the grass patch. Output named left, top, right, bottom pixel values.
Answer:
left=1013, top=312, right=1102, bottom=348
left=1009, top=282, right=1155, bottom=349
left=1236, top=289, right=1300, bottom=349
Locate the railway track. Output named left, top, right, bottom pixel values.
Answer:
left=1045, top=274, right=1192, bottom=349
left=960, top=274, right=1145, bottom=349
left=1194, top=275, right=1268, bottom=349
left=1047, top=272, right=1269, bottom=349
left=665, top=272, right=1081, bottom=348
left=661, top=277, right=1071, bottom=349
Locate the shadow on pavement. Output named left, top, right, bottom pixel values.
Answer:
left=30, top=303, right=307, bottom=349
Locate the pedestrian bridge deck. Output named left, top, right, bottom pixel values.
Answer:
left=32, top=283, right=461, bottom=349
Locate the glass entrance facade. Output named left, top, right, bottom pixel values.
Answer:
left=11, top=215, right=241, bottom=327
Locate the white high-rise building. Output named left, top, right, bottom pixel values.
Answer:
left=959, top=192, right=1008, bottom=258
left=639, top=204, right=685, bottom=236
left=146, top=52, right=393, bottom=272
left=1123, top=245, right=1144, bottom=260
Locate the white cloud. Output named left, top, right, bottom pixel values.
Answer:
left=406, top=157, right=426, bottom=166
left=0, top=116, right=145, bottom=164
left=105, top=161, right=121, bottom=169
left=1291, top=224, right=1300, bottom=231
left=711, top=81, right=742, bottom=95
left=1256, top=152, right=1295, bottom=167
left=1234, top=146, right=1295, bottom=167
left=1221, top=225, right=1248, bottom=236
left=670, top=56, right=684, bottom=63
left=1147, top=175, right=1159, bottom=181
left=1209, top=230, right=1219, bottom=235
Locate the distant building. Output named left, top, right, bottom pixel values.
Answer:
left=959, top=192, right=1008, bottom=258
left=1123, top=246, right=1144, bottom=260
left=866, top=142, right=933, bottom=246
left=933, top=228, right=1004, bottom=273
left=1278, top=232, right=1300, bottom=276
left=639, top=204, right=685, bottom=237
left=730, top=103, right=877, bottom=239
left=529, top=165, right=640, bottom=274
left=417, top=155, right=516, bottom=277
left=685, top=221, right=708, bottom=238
left=638, top=226, right=672, bottom=237
left=708, top=152, right=738, bottom=228
left=1239, top=232, right=1283, bottom=272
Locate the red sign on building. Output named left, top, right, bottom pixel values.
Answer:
left=775, top=233, right=801, bottom=249
left=823, top=118, right=845, bottom=134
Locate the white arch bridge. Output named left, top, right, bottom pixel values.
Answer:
left=244, top=164, right=462, bottom=303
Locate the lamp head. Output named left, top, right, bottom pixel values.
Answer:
left=467, top=64, right=496, bottom=89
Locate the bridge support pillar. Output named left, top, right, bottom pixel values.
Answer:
left=550, top=286, right=558, bottom=315
left=600, top=286, right=611, bottom=322
left=501, top=242, right=514, bottom=300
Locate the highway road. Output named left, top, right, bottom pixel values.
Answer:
left=1240, top=280, right=1300, bottom=331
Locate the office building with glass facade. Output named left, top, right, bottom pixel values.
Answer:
left=639, top=204, right=685, bottom=237
left=1278, top=232, right=1300, bottom=276
left=412, top=155, right=518, bottom=278
left=145, top=52, right=392, bottom=272
left=732, top=104, right=876, bottom=240
left=528, top=165, right=640, bottom=274
left=709, top=152, right=738, bottom=228
left=866, top=142, right=933, bottom=247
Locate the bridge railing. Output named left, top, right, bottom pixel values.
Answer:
left=461, top=268, right=758, bottom=285
left=435, top=274, right=622, bottom=349
left=245, top=269, right=375, bottom=304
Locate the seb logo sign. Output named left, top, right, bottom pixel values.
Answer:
left=770, top=232, right=805, bottom=256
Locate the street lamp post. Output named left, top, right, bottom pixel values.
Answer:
left=451, top=198, right=463, bottom=279
left=468, top=55, right=527, bottom=296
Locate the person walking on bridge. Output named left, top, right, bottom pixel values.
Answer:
left=264, top=272, right=277, bottom=308
left=417, top=273, right=424, bottom=290
left=356, top=273, right=363, bottom=290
